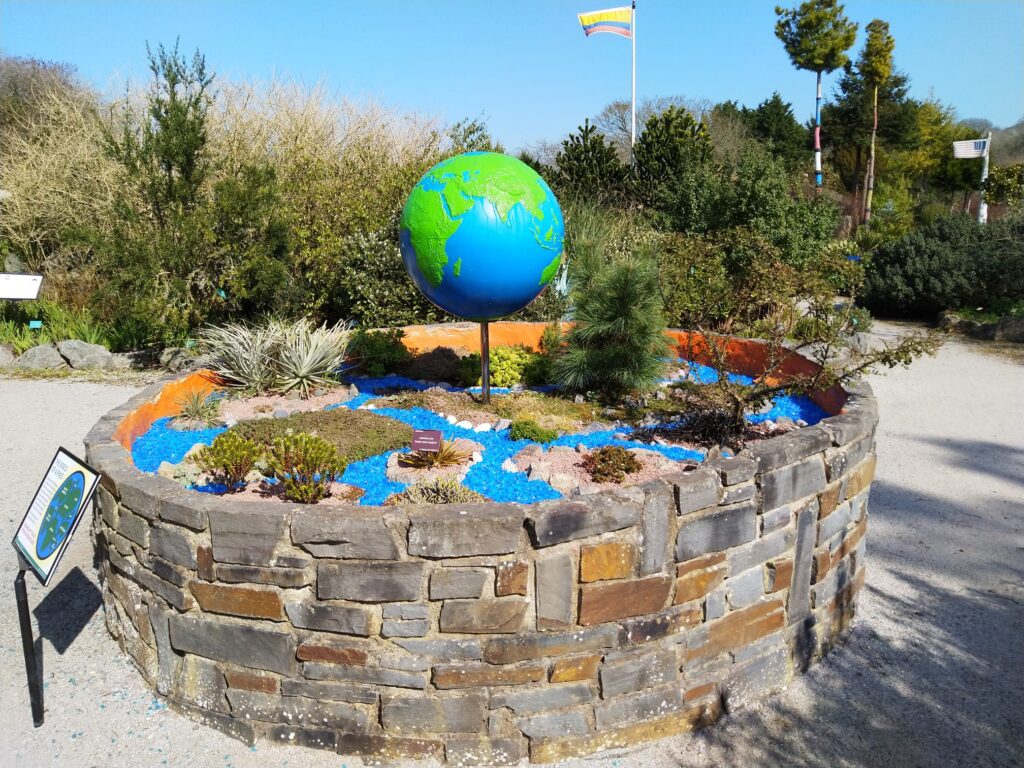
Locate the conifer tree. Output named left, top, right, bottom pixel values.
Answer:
left=775, top=0, right=858, bottom=191
left=553, top=119, right=627, bottom=204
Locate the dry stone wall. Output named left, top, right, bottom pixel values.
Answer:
left=85, top=376, right=878, bottom=764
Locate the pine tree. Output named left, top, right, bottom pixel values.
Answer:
left=553, top=119, right=627, bottom=204
left=552, top=246, right=670, bottom=400
left=859, top=20, right=895, bottom=223
left=632, top=105, right=712, bottom=209
left=775, top=0, right=858, bottom=191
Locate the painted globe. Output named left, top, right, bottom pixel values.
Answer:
left=399, top=151, right=565, bottom=321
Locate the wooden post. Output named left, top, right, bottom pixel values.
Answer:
left=480, top=321, right=491, bottom=404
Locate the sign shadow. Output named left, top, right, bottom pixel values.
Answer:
left=32, top=567, right=102, bottom=654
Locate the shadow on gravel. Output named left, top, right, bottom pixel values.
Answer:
left=32, top=567, right=102, bottom=654
left=910, top=434, right=1024, bottom=489
left=670, top=479, right=1024, bottom=768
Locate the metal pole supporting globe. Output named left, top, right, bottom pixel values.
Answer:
left=398, top=151, right=565, bottom=402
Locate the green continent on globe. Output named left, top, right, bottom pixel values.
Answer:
left=400, top=153, right=559, bottom=288
left=539, top=254, right=561, bottom=286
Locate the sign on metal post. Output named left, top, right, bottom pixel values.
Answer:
left=0, top=273, right=43, bottom=300
left=11, top=447, right=100, bottom=727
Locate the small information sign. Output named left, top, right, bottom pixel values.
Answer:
left=411, top=429, right=443, bottom=452
left=13, top=448, right=100, bottom=586
left=0, top=273, right=43, bottom=300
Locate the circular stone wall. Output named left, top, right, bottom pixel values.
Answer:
left=84, top=327, right=877, bottom=764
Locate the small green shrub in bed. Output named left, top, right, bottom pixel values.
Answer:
left=349, top=327, right=413, bottom=377
left=193, top=432, right=262, bottom=491
left=384, top=477, right=487, bottom=506
left=230, top=408, right=411, bottom=464
left=459, top=344, right=544, bottom=388
left=402, top=346, right=463, bottom=383
left=267, top=433, right=344, bottom=504
left=509, top=419, right=558, bottom=443
left=580, top=446, right=642, bottom=483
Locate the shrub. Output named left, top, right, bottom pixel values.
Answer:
left=198, top=317, right=352, bottom=397
left=349, top=327, right=412, bottom=377
left=862, top=214, right=1024, bottom=318
left=580, top=446, right=642, bottom=483
left=657, top=235, right=733, bottom=328
left=193, top=432, right=261, bottom=491
left=267, top=433, right=344, bottom=504
left=384, top=477, right=487, bottom=506
left=231, top=408, right=411, bottom=464
left=402, top=346, right=463, bottom=383
left=508, top=419, right=558, bottom=443
left=398, top=440, right=470, bottom=470
left=458, top=345, right=542, bottom=388
left=552, top=247, right=670, bottom=399
left=174, top=390, right=221, bottom=429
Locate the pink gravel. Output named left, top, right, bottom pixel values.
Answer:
left=513, top=444, right=698, bottom=494
left=219, top=384, right=357, bottom=423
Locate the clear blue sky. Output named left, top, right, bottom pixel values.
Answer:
left=2, top=0, right=1022, bottom=150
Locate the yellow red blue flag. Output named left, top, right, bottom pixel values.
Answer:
left=578, top=6, right=633, bottom=39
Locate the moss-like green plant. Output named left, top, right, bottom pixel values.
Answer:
left=458, top=345, right=544, bottom=388
left=384, top=476, right=488, bottom=506
left=580, top=446, right=642, bottom=484
left=174, top=390, right=221, bottom=428
left=508, top=419, right=558, bottom=443
left=398, top=439, right=471, bottom=470
left=267, top=433, right=344, bottom=504
left=193, top=432, right=262, bottom=491
left=230, top=409, right=411, bottom=465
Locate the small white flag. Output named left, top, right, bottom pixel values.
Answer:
left=952, top=139, right=988, bottom=159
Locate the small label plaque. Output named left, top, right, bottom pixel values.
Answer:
left=411, top=429, right=443, bottom=452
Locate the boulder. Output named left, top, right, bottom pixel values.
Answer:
left=57, top=339, right=115, bottom=370
left=159, top=347, right=193, bottom=372
left=994, top=316, right=1024, bottom=343
left=13, top=343, right=68, bottom=370
left=0, top=344, right=15, bottom=368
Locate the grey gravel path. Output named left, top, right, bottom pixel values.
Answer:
left=0, top=330, right=1021, bottom=767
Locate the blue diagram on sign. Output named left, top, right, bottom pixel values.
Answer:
left=35, top=471, right=85, bottom=559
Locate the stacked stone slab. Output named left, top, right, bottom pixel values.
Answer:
left=85, top=375, right=878, bottom=764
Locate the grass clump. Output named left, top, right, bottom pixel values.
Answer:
left=193, top=432, right=261, bottom=491
left=230, top=408, right=411, bottom=464
left=267, top=433, right=344, bottom=504
left=174, top=390, right=221, bottom=429
left=509, top=419, right=557, bottom=443
left=399, top=440, right=470, bottom=470
left=580, top=446, right=642, bottom=484
left=384, top=477, right=487, bottom=506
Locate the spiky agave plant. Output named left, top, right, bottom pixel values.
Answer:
left=274, top=319, right=353, bottom=398
left=398, top=439, right=471, bottom=470
left=197, top=318, right=285, bottom=394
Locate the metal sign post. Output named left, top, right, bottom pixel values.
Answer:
left=11, top=447, right=101, bottom=727
left=14, top=559, right=44, bottom=726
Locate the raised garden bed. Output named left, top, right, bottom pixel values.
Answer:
left=85, top=323, right=877, bottom=763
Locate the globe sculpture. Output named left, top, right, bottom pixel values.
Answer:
left=399, top=151, right=565, bottom=321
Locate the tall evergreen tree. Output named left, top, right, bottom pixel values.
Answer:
left=552, top=119, right=627, bottom=203
left=860, top=20, right=895, bottom=223
left=774, top=0, right=858, bottom=191
left=632, top=105, right=712, bottom=209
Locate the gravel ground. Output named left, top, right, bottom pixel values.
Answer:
left=1, top=328, right=1021, bottom=767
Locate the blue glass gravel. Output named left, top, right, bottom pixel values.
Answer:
left=131, top=417, right=226, bottom=473
left=131, top=364, right=830, bottom=504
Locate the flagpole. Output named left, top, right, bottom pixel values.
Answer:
left=978, top=131, right=991, bottom=224
left=630, top=0, right=636, bottom=154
